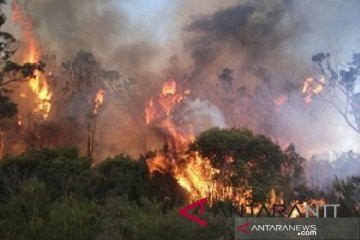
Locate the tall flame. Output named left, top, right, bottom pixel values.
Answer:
left=12, top=0, right=52, bottom=119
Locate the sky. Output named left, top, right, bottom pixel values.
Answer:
left=118, top=0, right=179, bottom=44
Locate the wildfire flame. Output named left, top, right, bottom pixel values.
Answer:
left=145, top=78, right=280, bottom=205
left=12, top=0, right=52, bottom=119
left=146, top=79, right=188, bottom=123
left=94, top=89, right=105, bottom=115
left=145, top=78, right=326, bottom=213
left=302, top=77, right=325, bottom=103
left=145, top=79, right=213, bottom=199
left=145, top=78, right=191, bottom=151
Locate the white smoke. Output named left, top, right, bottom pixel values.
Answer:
left=174, top=98, right=227, bottom=136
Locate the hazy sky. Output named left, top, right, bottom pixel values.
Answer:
left=118, top=0, right=179, bottom=44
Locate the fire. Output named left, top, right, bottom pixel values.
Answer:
left=145, top=79, right=182, bottom=124
left=145, top=78, right=323, bottom=212
left=145, top=78, right=190, bottom=150
left=159, top=79, right=188, bottom=116
left=94, top=89, right=105, bottom=115
left=302, top=77, right=325, bottom=103
left=145, top=78, right=282, bottom=205
left=145, top=78, right=212, bottom=200
left=12, top=0, right=52, bottom=119
left=162, top=80, right=177, bottom=95
left=145, top=98, right=155, bottom=124
left=273, top=94, right=288, bottom=111
left=17, top=115, right=22, bottom=126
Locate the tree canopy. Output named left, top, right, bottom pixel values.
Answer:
left=190, top=127, right=288, bottom=202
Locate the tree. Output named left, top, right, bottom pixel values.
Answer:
left=0, top=148, right=230, bottom=239
left=333, top=176, right=360, bottom=217
left=94, top=155, right=148, bottom=201
left=0, top=148, right=90, bottom=200
left=0, top=1, right=44, bottom=119
left=190, top=128, right=289, bottom=202
left=60, top=51, right=119, bottom=159
left=306, top=52, right=360, bottom=134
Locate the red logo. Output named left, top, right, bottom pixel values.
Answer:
left=178, top=198, right=208, bottom=227
left=237, top=222, right=250, bottom=234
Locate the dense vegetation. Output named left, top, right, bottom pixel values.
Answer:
left=0, top=148, right=227, bottom=240
left=0, top=128, right=358, bottom=240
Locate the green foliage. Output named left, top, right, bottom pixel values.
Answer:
left=95, top=155, right=148, bottom=200
left=100, top=197, right=227, bottom=240
left=0, top=137, right=357, bottom=239
left=0, top=148, right=90, bottom=201
left=0, top=148, right=228, bottom=239
left=190, top=127, right=287, bottom=202
left=47, top=197, right=101, bottom=240
left=0, top=179, right=50, bottom=240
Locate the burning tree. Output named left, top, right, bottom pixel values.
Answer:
left=145, top=77, right=305, bottom=205
left=303, top=52, right=360, bottom=134
left=189, top=128, right=294, bottom=203
left=59, top=51, right=118, bottom=159
left=0, top=0, right=44, bottom=158
left=0, top=0, right=43, bottom=119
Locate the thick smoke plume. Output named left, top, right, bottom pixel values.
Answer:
left=6, top=0, right=360, bottom=163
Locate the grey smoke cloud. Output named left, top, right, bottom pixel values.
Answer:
left=184, top=0, right=299, bottom=77
left=9, top=0, right=360, bottom=157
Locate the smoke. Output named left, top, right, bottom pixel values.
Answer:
left=16, top=0, right=158, bottom=73
left=175, top=98, right=227, bottom=136
left=306, top=151, right=360, bottom=191
left=184, top=0, right=299, bottom=78
left=7, top=0, right=360, bottom=158
left=180, top=0, right=360, bottom=157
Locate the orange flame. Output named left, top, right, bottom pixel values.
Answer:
left=145, top=79, right=325, bottom=212
left=302, top=77, right=325, bottom=103
left=12, top=0, right=52, bottom=119
left=162, top=80, right=177, bottom=95
left=145, top=78, right=284, bottom=205
left=94, top=89, right=105, bottom=115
